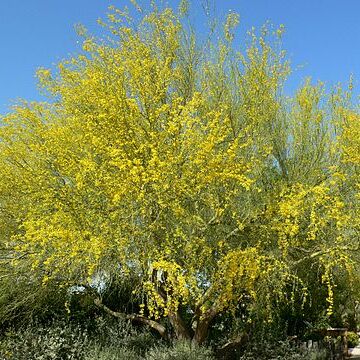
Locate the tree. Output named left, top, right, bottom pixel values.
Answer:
left=0, top=1, right=359, bottom=345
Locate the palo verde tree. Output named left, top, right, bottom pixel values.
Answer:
left=1, top=0, right=360, bottom=345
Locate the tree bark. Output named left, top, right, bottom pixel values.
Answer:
left=192, top=307, right=217, bottom=345
left=168, top=310, right=192, bottom=341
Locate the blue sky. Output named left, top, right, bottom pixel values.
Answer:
left=1, top=0, right=359, bottom=114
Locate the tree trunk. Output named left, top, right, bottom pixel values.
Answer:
left=192, top=307, right=217, bottom=345
left=192, top=317, right=212, bottom=345
left=168, top=310, right=192, bottom=340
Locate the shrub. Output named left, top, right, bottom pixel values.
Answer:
left=85, top=344, right=140, bottom=360
left=239, top=340, right=327, bottom=360
left=347, top=331, right=359, bottom=348
left=145, top=341, right=215, bottom=360
left=92, top=316, right=158, bottom=354
left=0, top=321, right=89, bottom=360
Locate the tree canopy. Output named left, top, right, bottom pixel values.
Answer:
left=1, top=1, right=360, bottom=345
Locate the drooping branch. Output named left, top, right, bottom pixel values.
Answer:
left=93, top=297, right=167, bottom=339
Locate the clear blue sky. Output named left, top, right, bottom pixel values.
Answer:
left=1, top=0, right=360, bottom=114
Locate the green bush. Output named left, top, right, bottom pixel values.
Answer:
left=93, top=316, right=158, bottom=354
left=85, top=344, right=140, bottom=360
left=239, top=340, right=327, bottom=360
left=347, top=331, right=359, bottom=348
left=145, top=341, right=215, bottom=360
left=0, top=321, right=89, bottom=360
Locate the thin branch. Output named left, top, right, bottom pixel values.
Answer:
left=93, top=297, right=167, bottom=339
left=225, top=227, right=240, bottom=241
left=195, top=285, right=214, bottom=313
left=293, top=245, right=360, bottom=266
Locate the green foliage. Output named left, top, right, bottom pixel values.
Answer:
left=92, top=316, right=158, bottom=354
left=0, top=268, right=69, bottom=329
left=0, top=321, right=89, bottom=360
left=85, top=346, right=140, bottom=360
left=145, top=341, right=215, bottom=360
left=347, top=331, right=359, bottom=348
left=239, top=340, right=327, bottom=360
left=0, top=319, right=215, bottom=360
